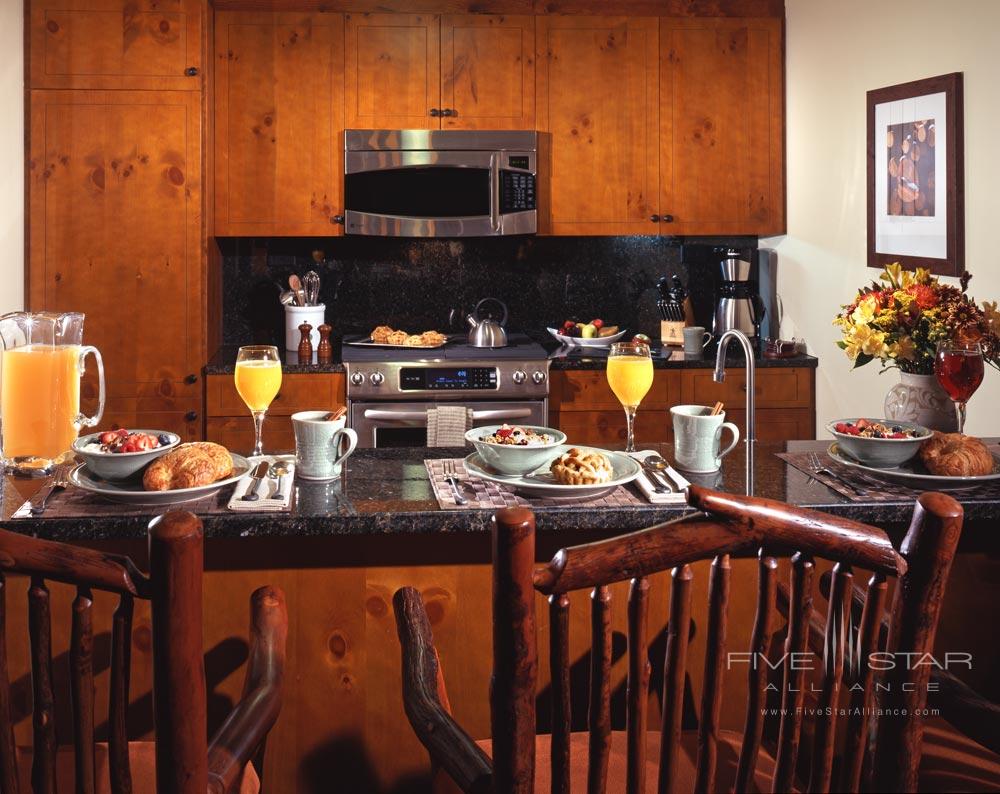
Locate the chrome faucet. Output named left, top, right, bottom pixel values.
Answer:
left=713, top=329, right=755, bottom=443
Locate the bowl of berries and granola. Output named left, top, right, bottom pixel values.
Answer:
left=826, top=418, right=931, bottom=468
left=466, top=424, right=567, bottom=476
left=73, top=428, right=181, bottom=481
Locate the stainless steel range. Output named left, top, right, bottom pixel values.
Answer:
left=343, top=333, right=550, bottom=448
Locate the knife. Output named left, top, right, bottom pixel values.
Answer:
left=639, top=459, right=673, bottom=493
left=241, top=461, right=270, bottom=502
left=29, top=465, right=70, bottom=516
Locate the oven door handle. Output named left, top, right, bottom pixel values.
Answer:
left=362, top=407, right=534, bottom=423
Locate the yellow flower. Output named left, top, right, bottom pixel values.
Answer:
left=881, top=263, right=903, bottom=287
left=889, top=335, right=916, bottom=361
left=848, top=324, right=887, bottom=357
left=851, top=295, right=878, bottom=325
left=914, top=267, right=934, bottom=285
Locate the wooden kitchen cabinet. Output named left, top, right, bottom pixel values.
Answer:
left=535, top=16, right=660, bottom=235
left=27, top=90, right=204, bottom=437
left=345, top=13, right=441, bottom=130
left=658, top=17, right=784, bottom=235
left=28, top=0, right=203, bottom=90
left=214, top=12, right=345, bottom=236
left=440, top=15, right=535, bottom=130
left=205, top=373, right=346, bottom=452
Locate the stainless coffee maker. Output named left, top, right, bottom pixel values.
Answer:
left=713, top=249, right=764, bottom=339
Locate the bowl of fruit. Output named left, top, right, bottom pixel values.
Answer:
left=72, top=429, right=181, bottom=481
left=547, top=319, right=627, bottom=348
left=827, top=418, right=932, bottom=468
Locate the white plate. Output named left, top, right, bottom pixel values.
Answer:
left=68, top=454, right=252, bottom=505
left=464, top=445, right=641, bottom=501
left=827, top=443, right=1000, bottom=490
left=546, top=327, right=628, bottom=348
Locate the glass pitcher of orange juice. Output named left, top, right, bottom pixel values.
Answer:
left=0, top=312, right=105, bottom=475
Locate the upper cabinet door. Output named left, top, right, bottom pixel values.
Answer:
left=660, top=18, right=784, bottom=235
left=346, top=13, right=440, bottom=130
left=28, top=0, right=203, bottom=90
left=440, top=15, right=535, bottom=130
left=214, top=12, right=345, bottom=237
left=535, top=17, right=659, bottom=235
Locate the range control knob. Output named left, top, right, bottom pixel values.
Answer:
left=369, top=371, right=385, bottom=386
left=531, top=371, right=547, bottom=384
left=350, top=372, right=365, bottom=386
left=511, top=370, right=526, bottom=385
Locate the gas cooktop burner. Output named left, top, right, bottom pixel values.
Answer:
left=340, top=333, right=548, bottom=363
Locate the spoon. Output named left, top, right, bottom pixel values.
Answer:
left=279, top=290, right=296, bottom=306
left=267, top=460, right=292, bottom=499
left=288, top=274, right=305, bottom=306
left=646, top=455, right=686, bottom=491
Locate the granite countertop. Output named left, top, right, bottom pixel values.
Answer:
left=203, top=341, right=817, bottom=375
left=3, top=441, right=997, bottom=543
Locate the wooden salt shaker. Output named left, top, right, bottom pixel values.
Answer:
left=298, top=322, right=313, bottom=361
left=317, top=324, right=333, bottom=364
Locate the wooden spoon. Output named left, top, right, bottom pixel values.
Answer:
left=288, top=274, right=305, bottom=306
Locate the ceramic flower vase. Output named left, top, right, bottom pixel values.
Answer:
left=883, top=373, right=958, bottom=432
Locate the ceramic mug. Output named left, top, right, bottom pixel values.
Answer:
left=682, top=326, right=712, bottom=356
left=670, top=404, right=740, bottom=473
left=292, top=410, right=358, bottom=480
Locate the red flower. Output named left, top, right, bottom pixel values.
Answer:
left=908, top=284, right=939, bottom=310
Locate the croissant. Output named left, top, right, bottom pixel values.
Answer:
left=143, top=443, right=233, bottom=491
left=919, top=432, right=995, bottom=477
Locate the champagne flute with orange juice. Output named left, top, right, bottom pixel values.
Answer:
left=607, top=341, right=654, bottom=453
left=235, top=345, right=282, bottom=456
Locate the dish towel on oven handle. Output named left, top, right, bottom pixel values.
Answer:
left=426, top=405, right=474, bottom=447
left=628, top=450, right=690, bottom=504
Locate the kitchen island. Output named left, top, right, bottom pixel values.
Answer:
left=1, top=441, right=995, bottom=793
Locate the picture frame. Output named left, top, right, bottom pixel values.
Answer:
left=867, top=72, right=964, bottom=277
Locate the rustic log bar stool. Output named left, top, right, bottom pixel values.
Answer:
left=393, top=485, right=999, bottom=793
left=0, top=510, right=287, bottom=794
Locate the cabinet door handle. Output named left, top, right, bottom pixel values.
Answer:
left=661, top=214, right=674, bottom=223
left=429, top=108, right=441, bottom=117
left=331, top=214, right=345, bottom=225
left=184, top=373, right=198, bottom=385
left=650, top=214, right=660, bottom=223
left=440, top=108, right=455, bottom=117
left=185, top=67, right=199, bottom=77
left=185, top=411, right=199, bottom=421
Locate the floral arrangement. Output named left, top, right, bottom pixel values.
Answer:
left=833, top=263, right=1000, bottom=375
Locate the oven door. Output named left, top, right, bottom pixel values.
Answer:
left=344, top=149, right=499, bottom=237
left=350, top=400, right=547, bottom=449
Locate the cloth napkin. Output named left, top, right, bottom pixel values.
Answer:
left=628, top=450, right=690, bottom=504
left=227, top=456, right=295, bottom=512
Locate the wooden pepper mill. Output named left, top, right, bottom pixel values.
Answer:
left=297, top=322, right=313, bottom=361
left=317, top=324, right=333, bottom=364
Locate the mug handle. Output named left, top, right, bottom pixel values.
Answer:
left=716, top=422, right=740, bottom=459
left=331, top=427, right=358, bottom=467
left=76, top=345, right=105, bottom=429
left=701, top=331, right=713, bottom=348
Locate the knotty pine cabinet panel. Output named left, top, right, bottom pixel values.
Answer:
left=345, top=13, right=441, bottom=130
left=550, top=369, right=679, bottom=411
left=214, top=12, right=345, bottom=236
left=206, top=373, right=345, bottom=417
left=659, top=17, right=784, bottom=235
left=28, top=0, right=203, bottom=90
left=440, top=15, right=535, bottom=129
left=28, top=90, right=204, bottom=430
left=535, top=16, right=659, bottom=235
left=679, top=367, right=814, bottom=410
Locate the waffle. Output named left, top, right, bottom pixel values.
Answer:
left=550, top=448, right=614, bottom=485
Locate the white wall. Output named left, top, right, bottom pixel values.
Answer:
left=0, top=0, right=23, bottom=315
left=766, top=0, right=1000, bottom=437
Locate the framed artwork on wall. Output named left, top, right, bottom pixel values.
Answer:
left=867, top=72, right=964, bottom=277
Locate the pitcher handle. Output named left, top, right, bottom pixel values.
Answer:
left=76, top=345, right=105, bottom=429
left=331, top=427, right=358, bottom=467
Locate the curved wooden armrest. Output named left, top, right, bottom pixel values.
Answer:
left=392, top=587, right=493, bottom=794
left=208, top=586, right=288, bottom=794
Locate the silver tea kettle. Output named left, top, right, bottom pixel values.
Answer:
left=462, top=297, right=508, bottom=348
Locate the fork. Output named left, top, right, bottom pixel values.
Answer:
left=809, top=452, right=864, bottom=496
left=442, top=460, right=468, bottom=506
left=29, top=465, right=70, bottom=516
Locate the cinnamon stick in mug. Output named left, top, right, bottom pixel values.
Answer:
left=324, top=406, right=347, bottom=422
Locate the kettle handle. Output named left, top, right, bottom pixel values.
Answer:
left=474, top=297, right=508, bottom=327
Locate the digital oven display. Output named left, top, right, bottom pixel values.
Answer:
left=399, top=367, right=498, bottom=391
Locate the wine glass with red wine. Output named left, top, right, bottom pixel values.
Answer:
left=934, top=339, right=985, bottom=434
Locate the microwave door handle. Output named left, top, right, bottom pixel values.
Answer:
left=490, top=153, right=501, bottom=233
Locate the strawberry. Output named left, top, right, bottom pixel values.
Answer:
left=99, top=431, right=118, bottom=445
left=116, top=428, right=130, bottom=438
left=496, top=427, right=514, bottom=439
left=133, top=435, right=153, bottom=451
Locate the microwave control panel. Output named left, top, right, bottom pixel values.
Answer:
left=501, top=170, right=536, bottom=213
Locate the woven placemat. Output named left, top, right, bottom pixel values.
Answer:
left=424, top=459, right=648, bottom=509
left=779, top=452, right=1000, bottom=502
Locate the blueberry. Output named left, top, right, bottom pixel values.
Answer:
left=873, top=431, right=883, bottom=438
left=892, top=426, right=902, bottom=433
left=158, top=434, right=173, bottom=446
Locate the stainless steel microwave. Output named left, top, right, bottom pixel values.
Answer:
left=343, top=129, right=537, bottom=237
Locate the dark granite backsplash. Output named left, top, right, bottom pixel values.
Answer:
left=218, top=236, right=757, bottom=347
